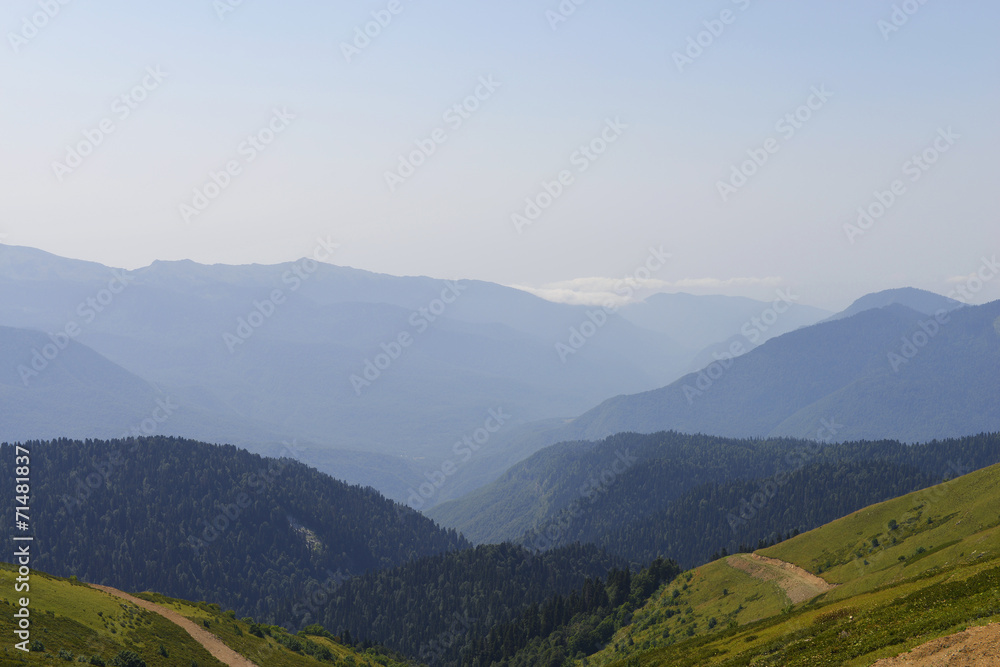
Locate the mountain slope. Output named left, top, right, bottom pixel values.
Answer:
left=427, top=432, right=782, bottom=544
left=824, top=286, right=962, bottom=322
left=314, top=542, right=625, bottom=662
left=432, top=296, right=998, bottom=511
left=0, top=325, right=285, bottom=445
left=619, top=291, right=829, bottom=352
left=581, top=460, right=1000, bottom=666
left=0, top=437, right=467, bottom=622
left=444, top=460, right=1000, bottom=665
left=0, top=325, right=166, bottom=441
left=566, top=299, right=1000, bottom=443
left=427, top=431, right=1000, bottom=551
left=0, top=564, right=406, bottom=666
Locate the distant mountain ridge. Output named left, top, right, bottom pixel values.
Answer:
left=0, top=244, right=696, bottom=500
left=619, top=290, right=828, bottom=352
left=0, top=325, right=285, bottom=444
left=823, top=286, right=962, bottom=322
left=0, top=244, right=828, bottom=503
left=4, top=245, right=987, bottom=505
left=560, top=298, right=1000, bottom=443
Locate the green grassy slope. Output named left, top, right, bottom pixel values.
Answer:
left=132, top=592, right=411, bottom=667
left=0, top=564, right=225, bottom=666
left=580, top=462, right=1000, bottom=666
left=0, top=564, right=405, bottom=666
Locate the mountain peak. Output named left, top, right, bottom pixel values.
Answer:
left=825, top=287, right=961, bottom=323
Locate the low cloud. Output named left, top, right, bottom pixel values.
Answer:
left=511, top=276, right=784, bottom=307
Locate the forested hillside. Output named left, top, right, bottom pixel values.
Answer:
left=428, top=432, right=790, bottom=543
left=590, top=460, right=937, bottom=566
left=516, top=433, right=1000, bottom=566
left=313, top=542, right=625, bottom=663
left=431, top=430, right=1000, bottom=549
left=0, top=437, right=467, bottom=620
left=458, top=558, right=681, bottom=667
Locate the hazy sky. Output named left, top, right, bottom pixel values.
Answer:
left=1, top=1, right=998, bottom=310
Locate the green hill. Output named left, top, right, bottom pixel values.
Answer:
left=0, top=563, right=408, bottom=666
left=579, top=460, right=1000, bottom=666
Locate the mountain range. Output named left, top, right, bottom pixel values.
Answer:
left=0, top=244, right=829, bottom=504
left=3, top=244, right=999, bottom=512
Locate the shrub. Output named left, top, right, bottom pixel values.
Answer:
left=111, top=651, right=146, bottom=667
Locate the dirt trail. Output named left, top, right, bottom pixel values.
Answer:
left=726, top=553, right=836, bottom=604
left=871, top=622, right=1000, bottom=666
left=89, top=584, right=259, bottom=667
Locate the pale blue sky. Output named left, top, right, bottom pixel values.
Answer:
left=1, top=0, right=998, bottom=309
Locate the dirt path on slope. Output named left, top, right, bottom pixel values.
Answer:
left=871, top=623, right=1000, bottom=666
left=89, top=584, right=259, bottom=667
left=726, top=553, right=836, bottom=604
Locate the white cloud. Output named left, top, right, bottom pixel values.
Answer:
left=945, top=273, right=976, bottom=284
left=509, top=276, right=784, bottom=306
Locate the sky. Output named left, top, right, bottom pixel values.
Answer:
left=1, top=0, right=998, bottom=311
